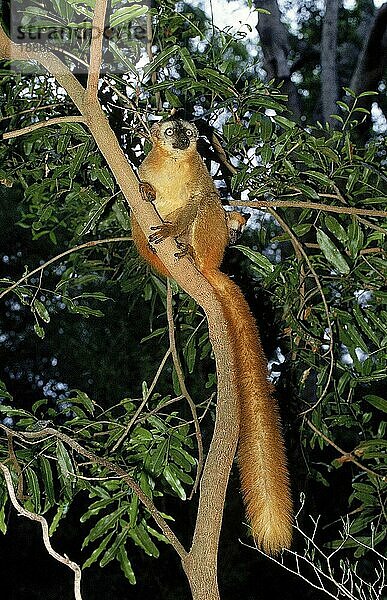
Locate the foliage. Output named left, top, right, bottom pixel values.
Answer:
left=0, top=0, right=386, bottom=596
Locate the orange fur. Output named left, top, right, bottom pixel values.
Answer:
left=132, top=120, right=292, bottom=554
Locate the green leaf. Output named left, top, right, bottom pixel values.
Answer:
left=304, top=171, right=334, bottom=187
left=274, top=115, right=296, bottom=129
left=79, top=196, right=110, bottom=235
left=358, top=90, right=378, bottom=98
left=260, top=144, right=272, bottom=164
left=34, top=323, right=45, bottom=338
left=49, top=503, right=68, bottom=536
left=109, top=5, right=148, bottom=28
left=109, top=41, right=139, bottom=76
left=56, top=440, right=74, bottom=500
left=39, top=456, right=55, bottom=509
left=259, top=115, right=273, bottom=141
left=324, top=215, right=347, bottom=244
left=364, top=395, right=387, bottom=413
left=353, top=305, right=380, bottom=346
left=32, top=299, right=50, bottom=323
left=112, top=197, right=130, bottom=231
left=179, top=47, right=197, bottom=78
left=163, top=465, right=186, bottom=500
left=233, top=245, right=274, bottom=274
left=128, top=522, right=159, bottom=557
left=316, top=229, right=350, bottom=274
left=143, top=45, right=180, bottom=76
left=183, top=335, right=197, bottom=374
left=295, top=183, right=320, bottom=200
left=145, top=440, right=168, bottom=477
left=100, top=528, right=128, bottom=567
left=25, top=468, right=41, bottom=513
left=336, top=101, right=349, bottom=112
left=72, top=390, right=95, bottom=415
left=128, top=491, right=139, bottom=528
left=0, top=505, right=6, bottom=534
left=83, top=505, right=129, bottom=546
left=69, top=141, right=90, bottom=179
left=83, top=531, right=115, bottom=569
left=348, top=221, right=364, bottom=258
left=94, top=167, right=115, bottom=192
left=117, top=546, right=136, bottom=584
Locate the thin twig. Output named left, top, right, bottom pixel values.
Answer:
left=111, top=348, right=172, bottom=452
left=231, top=199, right=387, bottom=219
left=3, top=116, right=85, bottom=140
left=0, top=237, right=132, bottom=300
left=305, top=418, right=385, bottom=480
left=0, top=102, right=70, bottom=122
left=269, top=209, right=335, bottom=412
left=0, top=462, right=83, bottom=600
left=166, top=281, right=204, bottom=498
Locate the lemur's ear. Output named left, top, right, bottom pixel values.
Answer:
left=150, top=121, right=162, bottom=140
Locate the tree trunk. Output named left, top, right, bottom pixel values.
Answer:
left=254, top=0, right=301, bottom=119
left=350, top=4, right=387, bottom=99
left=321, top=0, right=339, bottom=126
left=344, top=3, right=387, bottom=138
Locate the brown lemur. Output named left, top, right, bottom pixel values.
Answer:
left=131, top=119, right=292, bottom=555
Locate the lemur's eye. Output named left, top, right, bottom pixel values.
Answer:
left=185, top=129, right=193, bottom=137
left=165, top=127, right=174, bottom=136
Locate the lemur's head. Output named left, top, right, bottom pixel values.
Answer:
left=150, top=119, right=199, bottom=155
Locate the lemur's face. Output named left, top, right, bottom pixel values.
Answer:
left=151, top=120, right=199, bottom=153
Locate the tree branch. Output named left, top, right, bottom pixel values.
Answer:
left=0, top=19, right=240, bottom=598
left=166, top=281, right=204, bottom=498
left=0, top=462, right=83, bottom=600
left=0, top=425, right=188, bottom=559
left=305, top=419, right=385, bottom=481
left=2, top=116, right=85, bottom=140
left=0, top=237, right=133, bottom=301
left=229, top=199, right=387, bottom=219
left=86, top=0, right=108, bottom=100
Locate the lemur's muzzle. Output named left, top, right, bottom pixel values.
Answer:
left=173, top=136, right=190, bottom=150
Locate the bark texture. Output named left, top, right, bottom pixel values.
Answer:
left=254, top=0, right=301, bottom=119
left=321, top=0, right=339, bottom=126
left=350, top=4, right=387, bottom=97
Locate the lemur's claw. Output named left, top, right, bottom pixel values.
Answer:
left=149, top=222, right=175, bottom=244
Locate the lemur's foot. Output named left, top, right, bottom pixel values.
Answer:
left=139, top=181, right=156, bottom=203
left=174, top=240, right=194, bottom=259
left=149, top=222, right=176, bottom=244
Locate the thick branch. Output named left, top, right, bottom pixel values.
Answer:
left=86, top=0, right=108, bottom=100
left=0, top=28, right=85, bottom=112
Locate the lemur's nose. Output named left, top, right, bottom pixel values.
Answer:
left=173, top=136, right=190, bottom=150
